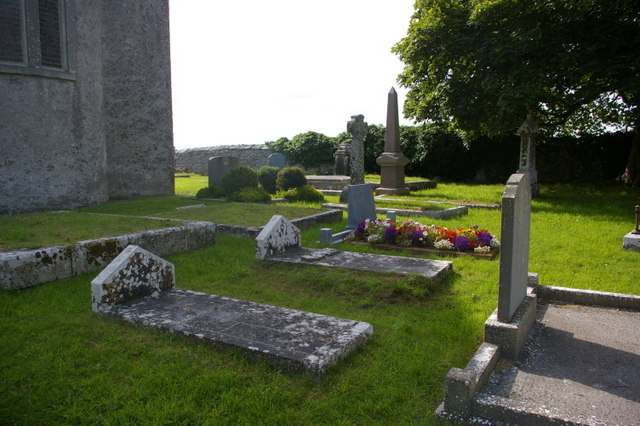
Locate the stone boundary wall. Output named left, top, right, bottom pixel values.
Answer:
left=0, top=222, right=215, bottom=290
left=176, top=144, right=272, bottom=175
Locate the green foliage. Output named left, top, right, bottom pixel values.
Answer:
left=257, top=166, right=280, bottom=194
left=226, top=187, right=272, bottom=203
left=276, top=167, right=308, bottom=191
left=282, top=185, right=325, bottom=203
left=221, top=166, right=259, bottom=196
left=195, top=184, right=225, bottom=199
left=394, top=0, right=639, bottom=137
left=267, top=132, right=338, bottom=168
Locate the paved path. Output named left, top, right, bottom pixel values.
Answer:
left=477, top=302, right=640, bottom=424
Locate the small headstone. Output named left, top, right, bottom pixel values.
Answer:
left=255, top=215, right=301, bottom=260
left=208, top=156, right=239, bottom=186
left=346, top=183, right=377, bottom=230
left=347, top=114, right=367, bottom=184
left=497, top=173, right=532, bottom=322
left=268, top=152, right=287, bottom=170
left=91, top=245, right=175, bottom=313
left=334, top=143, right=351, bottom=176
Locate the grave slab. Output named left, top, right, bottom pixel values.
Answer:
left=265, top=246, right=453, bottom=282
left=92, top=244, right=372, bottom=377
left=623, top=231, right=640, bottom=252
left=102, top=288, right=373, bottom=378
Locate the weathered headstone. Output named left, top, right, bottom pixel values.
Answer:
left=268, top=152, right=287, bottom=170
left=516, top=115, right=540, bottom=197
left=91, top=245, right=175, bottom=313
left=623, top=204, right=640, bottom=251
left=497, top=173, right=532, bottom=322
left=347, top=114, right=367, bottom=184
left=346, top=183, right=377, bottom=230
left=376, top=88, right=409, bottom=195
left=255, top=215, right=301, bottom=260
left=208, top=156, right=239, bottom=186
left=334, top=143, right=351, bottom=176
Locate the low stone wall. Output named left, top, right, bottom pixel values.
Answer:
left=0, top=221, right=216, bottom=290
left=175, top=144, right=271, bottom=174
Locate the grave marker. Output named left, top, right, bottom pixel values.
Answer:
left=268, top=152, right=286, bottom=170
left=208, top=156, right=239, bottom=187
left=255, top=215, right=301, bottom=260
left=497, top=173, right=532, bottom=322
left=346, top=183, right=377, bottom=230
left=347, top=114, right=367, bottom=184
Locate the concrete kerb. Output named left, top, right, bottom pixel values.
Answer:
left=322, top=203, right=468, bottom=220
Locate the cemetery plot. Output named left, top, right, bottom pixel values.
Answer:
left=92, top=245, right=373, bottom=378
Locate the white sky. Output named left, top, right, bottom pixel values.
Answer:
left=169, top=0, right=416, bottom=150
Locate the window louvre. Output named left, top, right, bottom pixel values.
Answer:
left=0, top=0, right=24, bottom=64
left=38, top=0, right=61, bottom=68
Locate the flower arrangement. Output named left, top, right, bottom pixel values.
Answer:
left=348, top=218, right=500, bottom=254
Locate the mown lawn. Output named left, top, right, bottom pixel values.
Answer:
left=1, top=183, right=638, bottom=424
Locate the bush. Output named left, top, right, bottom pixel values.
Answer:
left=195, top=184, right=224, bottom=199
left=276, top=167, right=307, bottom=191
left=258, top=166, right=280, bottom=194
left=266, top=132, right=338, bottom=168
left=227, top=187, right=272, bottom=203
left=282, top=185, right=325, bottom=203
left=221, top=166, right=259, bottom=195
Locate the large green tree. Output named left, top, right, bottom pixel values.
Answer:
left=393, top=0, right=640, bottom=185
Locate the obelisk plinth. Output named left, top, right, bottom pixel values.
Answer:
left=376, top=87, right=410, bottom=195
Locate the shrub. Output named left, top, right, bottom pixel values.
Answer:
left=221, top=166, right=259, bottom=195
left=227, top=187, right=272, bottom=203
left=276, top=167, right=307, bottom=191
left=282, top=185, right=325, bottom=203
left=258, top=166, right=280, bottom=194
left=195, top=184, right=224, bottom=199
left=266, top=132, right=338, bottom=168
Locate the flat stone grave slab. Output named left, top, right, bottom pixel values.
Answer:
left=265, top=246, right=453, bottom=282
left=104, top=288, right=372, bottom=378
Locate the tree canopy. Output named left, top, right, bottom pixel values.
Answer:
left=393, top=0, right=640, bottom=183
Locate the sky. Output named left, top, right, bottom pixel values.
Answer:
left=169, top=0, right=416, bottom=150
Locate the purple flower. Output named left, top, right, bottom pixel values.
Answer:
left=477, top=231, right=493, bottom=246
left=384, top=226, right=396, bottom=243
left=410, top=229, right=428, bottom=246
left=354, top=221, right=367, bottom=237
left=454, top=235, right=471, bottom=250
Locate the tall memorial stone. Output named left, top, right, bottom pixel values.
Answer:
left=208, top=156, right=239, bottom=187
left=497, top=173, right=532, bottom=322
left=376, top=88, right=409, bottom=195
left=347, top=115, right=368, bottom=184
left=516, top=115, right=540, bottom=197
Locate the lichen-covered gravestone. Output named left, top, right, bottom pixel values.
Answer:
left=91, top=245, right=175, bottom=313
left=255, top=215, right=301, bottom=260
left=347, top=114, right=367, bottom=185
left=268, top=152, right=286, bottom=170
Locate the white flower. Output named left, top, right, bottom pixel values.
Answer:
left=474, top=246, right=491, bottom=254
left=490, top=238, right=501, bottom=248
left=434, top=239, right=454, bottom=250
left=367, top=234, right=382, bottom=243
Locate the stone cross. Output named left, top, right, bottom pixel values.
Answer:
left=376, top=87, right=409, bottom=195
left=497, top=173, right=532, bottom=322
left=516, top=115, right=540, bottom=197
left=347, top=114, right=367, bottom=184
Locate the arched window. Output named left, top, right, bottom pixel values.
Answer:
left=0, top=0, right=71, bottom=79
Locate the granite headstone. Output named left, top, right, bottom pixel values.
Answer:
left=208, top=156, right=239, bottom=186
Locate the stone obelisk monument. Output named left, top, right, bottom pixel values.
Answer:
left=376, top=87, right=410, bottom=195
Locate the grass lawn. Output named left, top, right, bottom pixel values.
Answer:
left=0, top=212, right=177, bottom=252
left=174, top=173, right=209, bottom=196
left=1, top=182, right=638, bottom=424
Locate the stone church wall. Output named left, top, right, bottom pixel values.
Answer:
left=175, top=145, right=272, bottom=175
